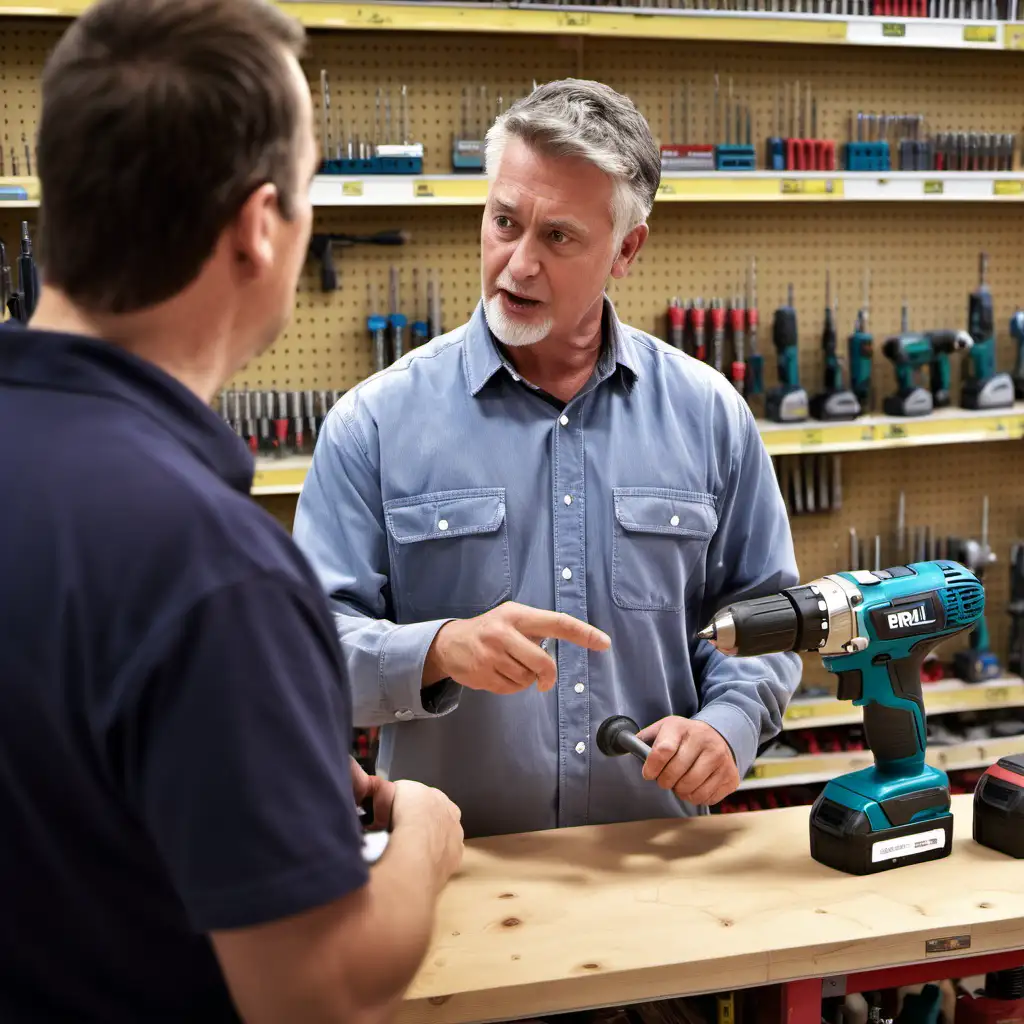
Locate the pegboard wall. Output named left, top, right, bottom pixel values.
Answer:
left=4, top=17, right=1024, bottom=691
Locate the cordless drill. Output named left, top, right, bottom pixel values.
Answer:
left=766, top=283, right=809, bottom=423
left=848, top=270, right=874, bottom=412
left=698, top=560, right=986, bottom=875
left=882, top=323, right=973, bottom=417
left=1009, top=309, right=1024, bottom=401
left=961, top=252, right=1015, bottom=411
left=810, top=269, right=861, bottom=421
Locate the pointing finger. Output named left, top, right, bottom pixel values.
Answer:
left=504, top=632, right=558, bottom=691
left=512, top=607, right=611, bottom=652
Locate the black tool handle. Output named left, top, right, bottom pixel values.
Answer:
left=596, top=715, right=652, bottom=763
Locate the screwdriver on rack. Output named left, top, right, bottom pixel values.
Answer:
left=746, top=258, right=764, bottom=398
left=411, top=267, right=429, bottom=348
left=728, top=292, right=746, bottom=395
left=690, top=299, right=707, bottom=363
left=368, top=283, right=389, bottom=374
left=709, top=298, right=725, bottom=375
left=848, top=268, right=873, bottom=411
left=389, top=266, right=407, bottom=363
left=668, top=296, right=685, bottom=350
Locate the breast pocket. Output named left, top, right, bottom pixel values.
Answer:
left=384, top=488, right=511, bottom=620
left=611, top=488, right=718, bottom=612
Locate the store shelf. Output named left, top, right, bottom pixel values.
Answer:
left=7, top=173, right=1024, bottom=211
left=783, top=675, right=1024, bottom=729
left=3, top=1, right=1018, bottom=54
left=250, top=406, right=1024, bottom=495
left=740, top=733, right=1024, bottom=789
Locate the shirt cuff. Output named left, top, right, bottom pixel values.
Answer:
left=692, top=702, right=759, bottom=781
left=379, top=619, right=460, bottom=722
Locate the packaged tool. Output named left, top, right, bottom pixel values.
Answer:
left=973, top=754, right=1024, bottom=859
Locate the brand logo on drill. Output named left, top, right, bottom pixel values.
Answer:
left=886, top=603, right=935, bottom=631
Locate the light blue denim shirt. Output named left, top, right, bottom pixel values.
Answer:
left=292, top=299, right=802, bottom=838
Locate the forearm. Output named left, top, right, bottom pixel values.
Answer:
left=691, top=643, right=802, bottom=775
left=336, top=609, right=458, bottom=727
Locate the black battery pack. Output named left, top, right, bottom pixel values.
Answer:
left=810, top=794, right=954, bottom=876
left=974, top=755, right=1024, bottom=859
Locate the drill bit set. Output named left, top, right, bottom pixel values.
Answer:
left=847, top=113, right=1017, bottom=172
left=217, top=389, right=345, bottom=458
left=766, top=81, right=836, bottom=171
left=0, top=131, right=34, bottom=178
left=772, top=453, right=844, bottom=516
left=317, top=72, right=424, bottom=175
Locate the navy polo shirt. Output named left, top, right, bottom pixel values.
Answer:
left=0, top=325, right=368, bottom=1022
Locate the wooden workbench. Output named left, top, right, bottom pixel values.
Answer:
left=397, top=793, right=1024, bottom=1024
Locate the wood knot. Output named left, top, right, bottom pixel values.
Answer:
left=720, top=918, right=734, bottom=928
left=451, top=930, right=461, bottom=937
left=979, top=902, right=993, bottom=909
left=582, top=963, right=601, bottom=971
left=428, top=996, right=451, bottom=1006
left=815, top=909, right=828, bottom=915
left=511, top=954, right=521, bottom=961
left=502, top=917, right=521, bottom=928
left=499, top=892, right=517, bottom=900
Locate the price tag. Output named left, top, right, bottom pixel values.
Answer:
left=1007, top=25, right=1024, bottom=48
left=657, top=181, right=677, bottom=197
left=884, top=424, right=908, bottom=440
left=781, top=179, right=836, bottom=195
left=994, top=180, right=1024, bottom=196
left=342, top=181, right=363, bottom=197
left=860, top=425, right=877, bottom=442
left=923, top=180, right=944, bottom=195
left=414, top=182, right=435, bottom=198
left=557, top=11, right=591, bottom=25
left=801, top=428, right=824, bottom=447
left=963, top=24, right=997, bottom=42
left=984, top=686, right=1011, bottom=704
left=882, top=22, right=906, bottom=35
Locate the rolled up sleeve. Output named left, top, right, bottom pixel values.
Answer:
left=293, top=403, right=460, bottom=727
left=691, top=400, right=802, bottom=779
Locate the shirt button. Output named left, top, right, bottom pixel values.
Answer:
left=670, top=514, right=680, bottom=526
left=394, top=708, right=413, bottom=721
left=559, top=414, right=569, bottom=426
left=574, top=682, right=585, bottom=694
left=575, top=741, right=586, bottom=754
left=437, top=519, right=449, bottom=531
left=564, top=494, right=572, bottom=506
left=561, top=567, right=572, bottom=581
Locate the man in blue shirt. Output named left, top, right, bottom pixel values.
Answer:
left=0, top=0, right=462, bottom=1021
left=294, top=79, right=802, bottom=840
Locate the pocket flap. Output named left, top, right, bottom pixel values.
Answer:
left=385, top=488, right=506, bottom=545
left=613, top=488, right=718, bottom=539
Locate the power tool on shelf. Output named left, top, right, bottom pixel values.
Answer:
left=947, top=496, right=1001, bottom=684
left=810, top=269, right=861, bottom=421
left=697, top=559, right=986, bottom=875
left=881, top=305, right=973, bottom=417
left=1009, top=308, right=1024, bottom=402
left=766, top=283, right=809, bottom=423
left=848, top=268, right=874, bottom=413
left=961, top=253, right=1015, bottom=411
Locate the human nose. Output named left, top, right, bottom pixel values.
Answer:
left=506, top=233, right=541, bottom=282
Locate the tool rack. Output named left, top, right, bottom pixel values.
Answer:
left=3, top=3, right=1024, bottom=985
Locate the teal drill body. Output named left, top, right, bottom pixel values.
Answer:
left=848, top=308, right=873, bottom=410
left=698, top=559, right=985, bottom=874
left=818, top=562, right=984, bottom=832
left=962, top=253, right=1015, bottom=410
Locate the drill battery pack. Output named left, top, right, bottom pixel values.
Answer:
left=809, top=791, right=953, bottom=875
left=973, top=754, right=1024, bottom=859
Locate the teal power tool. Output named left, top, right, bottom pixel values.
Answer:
left=766, top=283, right=809, bottom=423
left=1009, top=308, right=1024, bottom=401
left=962, top=252, right=1015, bottom=411
left=848, top=269, right=874, bottom=412
left=949, top=496, right=1001, bottom=684
left=698, top=559, right=985, bottom=875
left=810, top=269, right=861, bottom=421
left=881, top=310, right=973, bottom=417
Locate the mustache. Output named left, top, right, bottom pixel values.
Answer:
left=496, top=274, right=541, bottom=300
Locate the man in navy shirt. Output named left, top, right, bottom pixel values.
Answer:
left=0, top=1, right=463, bottom=1021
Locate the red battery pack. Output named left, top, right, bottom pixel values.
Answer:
left=973, top=754, right=1024, bottom=858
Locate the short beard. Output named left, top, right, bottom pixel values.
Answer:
left=483, top=291, right=554, bottom=348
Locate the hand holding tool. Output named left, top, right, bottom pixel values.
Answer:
left=698, top=559, right=985, bottom=875
left=596, top=716, right=653, bottom=764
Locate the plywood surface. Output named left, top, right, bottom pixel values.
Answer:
left=397, top=793, right=1024, bottom=1023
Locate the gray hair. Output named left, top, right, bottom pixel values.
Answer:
left=484, top=78, right=661, bottom=245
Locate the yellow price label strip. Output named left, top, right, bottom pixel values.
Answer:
left=342, top=181, right=364, bottom=197
left=780, top=179, right=840, bottom=196
left=881, top=22, right=906, bottom=35
left=963, top=24, right=997, bottom=42
left=413, top=178, right=489, bottom=201
left=801, top=428, right=824, bottom=446
left=994, top=180, right=1024, bottom=196
left=1006, top=24, right=1024, bottom=48
left=923, top=180, right=944, bottom=195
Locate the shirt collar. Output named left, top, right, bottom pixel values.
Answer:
left=0, top=324, right=255, bottom=492
left=464, top=296, right=640, bottom=397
